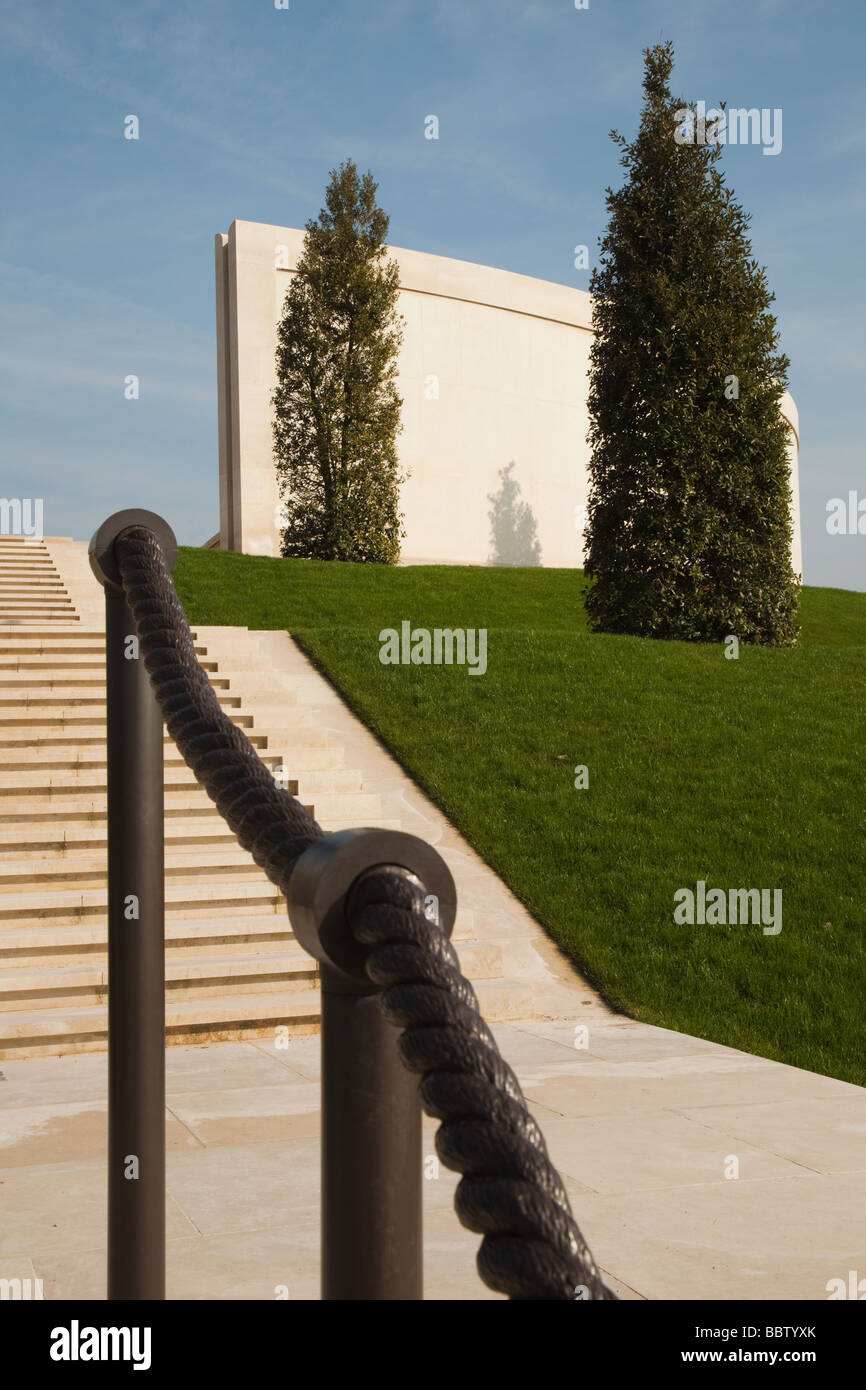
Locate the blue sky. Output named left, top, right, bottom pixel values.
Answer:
left=1, top=0, right=863, bottom=588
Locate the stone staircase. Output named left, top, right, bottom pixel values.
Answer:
left=0, top=536, right=539, bottom=1059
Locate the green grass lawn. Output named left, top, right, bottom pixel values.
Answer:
left=175, top=548, right=866, bottom=1085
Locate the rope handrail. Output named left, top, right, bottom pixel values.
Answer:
left=114, top=523, right=616, bottom=1301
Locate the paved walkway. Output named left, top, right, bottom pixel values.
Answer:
left=1, top=1022, right=863, bottom=1300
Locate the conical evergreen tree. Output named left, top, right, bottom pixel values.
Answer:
left=583, top=42, right=800, bottom=644
left=273, top=160, right=405, bottom=562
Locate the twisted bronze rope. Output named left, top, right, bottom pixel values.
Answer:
left=349, top=867, right=615, bottom=1300
left=116, top=526, right=322, bottom=885
left=115, top=524, right=616, bottom=1301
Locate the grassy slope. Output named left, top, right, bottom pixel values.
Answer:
left=175, top=549, right=866, bottom=1085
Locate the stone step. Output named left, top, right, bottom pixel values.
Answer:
left=0, top=656, right=217, bottom=672
left=0, top=618, right=81, bottom=627
left=0, top=577, right=63, bottom=587
left=0, top=728, right=266, bottom=749
left=0, top=722, right=328, bottom=745
left=0, top=947, right=320, bottom=1011
left=0, top=941, right=499, bottom=1013
left=0, top=565, right=60, bottom=573
left=0, top=970, right=525, bottom=1057
left=0, top=588, right=62, bottom=596
left=0, top=882, right=286, bottom=926
left=0, top=667, right=308, bottom=695
left=0, top=608, right=77, bottom=619
left=0, top=850, right=280, bottom=891
left=0, top=561, right=58, bottom=568
left=0, top=674, right=231, bottom=692
left=0, top=599, right=76, bottom=608
left=0, top=637, right=104, bottom=648
left=0, top=799, right=299, bottom=825
left=0, top=748, right=285, bottom=776
left=0, top=712, right=254, bottom=734
left=0, top=991, right=323, bottom=1057
left=0, top=766, right=280, bottom=792
left=0, top=824, right=241, bottom=857
left=0, top=784, right=378, bottom=821
left=0, top=575, right=64, bottom=582
left=0, top=627, right=104, bottom=639
left=0, top=654, right=104, bottom=665
left=0, top=656, right=111, bottom=668
left=0, top=733, right=339, bottom=764
left=0, top=646, right=105, bottom=658
left=0, top=728, right=335, bottom=761
left=0, top=906, right=476, bottom=967
left=0, top=824, right=366, bottom=880
left=0, top=695, right=322, bottom=721
left=0, top=915, right=296, bottom=965
left=0, top=692, right=243, bottom=709
left=0, top=759, right=359, bottom=794
left=0, top=571, right=66, bottom=580
left=0, top=804, right=385, bottom=836
left=0, top=587, right=68, bottom=597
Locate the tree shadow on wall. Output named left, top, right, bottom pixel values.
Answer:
left=487, top=461, right=542, bottom=566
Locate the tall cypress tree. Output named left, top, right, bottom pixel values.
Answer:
left=273, top=160, right=405, bottom=562
left=583, top=42, right=800, bottom=644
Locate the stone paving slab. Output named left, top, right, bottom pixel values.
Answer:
left=571, top=1172, right=866, bottom=1303
left=0, top=1023, right=862, bottom=1301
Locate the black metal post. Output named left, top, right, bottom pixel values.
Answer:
left=320, top=964, right=423, bottom=1300
left=287, top=828, right=457, bottom=1300
left=89, top=510, right=177, bottom=1301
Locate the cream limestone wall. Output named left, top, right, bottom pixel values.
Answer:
left=215, top=219, right=802, bottom=576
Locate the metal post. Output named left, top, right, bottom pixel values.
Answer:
left=287, top=828, right=457, bottom=1300
left=89, top=510, right=177, bottom=1300
left=320, top=963, right=423, bottom=1299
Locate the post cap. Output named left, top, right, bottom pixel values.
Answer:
left=287, top=827, right=457, bottom=986
left=89, top=509, right=178, bottom=591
